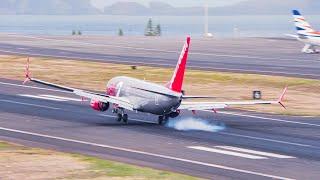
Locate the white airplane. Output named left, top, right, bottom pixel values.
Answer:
left=287, top=10, right=320, bottom=53
left=24, top=36, right=287, bottom=125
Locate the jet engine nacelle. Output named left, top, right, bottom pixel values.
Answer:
left=90, top=100, right=109, bottom=112
left=169, top=111, right=180, bottom=118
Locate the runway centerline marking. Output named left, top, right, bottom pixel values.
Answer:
left=19, top=94, right=85, bottom=102
left=0, top=99, right=60, bottom=110
left=219, top=132, right=312, bottom=147
left=215, top=146, right=295, bottom=159
left=0, top=126, right=294, bottom=180
left=19, top=94, right=67, bottom=102
left=219, top=111, right=320, bottom=127
left=188, top=146, right=268, bottom=159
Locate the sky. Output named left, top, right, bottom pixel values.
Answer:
left=91, top=0, right=246, bottom=10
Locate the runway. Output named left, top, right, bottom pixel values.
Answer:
left=0, top=79, right=319, bottom=179
left=0, top=34, right=320, bottom=79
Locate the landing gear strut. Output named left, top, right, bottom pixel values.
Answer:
left=158, top=115, right=169, bottom=125
left=115, top=109, right=128, bottom=124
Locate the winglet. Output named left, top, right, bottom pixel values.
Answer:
left=23, top=57, right=31, bottom=84
left=277, top=86, right=288, bottom=109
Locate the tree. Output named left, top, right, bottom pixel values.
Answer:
left=155, top=24, right=162, bottom=36
left=72, top=30, right=76, bottom=35
left=118, top=28, right=124, bottom=36
left=144, top=18, right=154, bottom=36
left=78, top=30, right=82, bottom=35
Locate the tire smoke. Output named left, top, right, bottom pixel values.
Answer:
left=166, top=117, right=225, bottom=132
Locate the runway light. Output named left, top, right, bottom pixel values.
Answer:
left=166, top=117, right=225, bottom=132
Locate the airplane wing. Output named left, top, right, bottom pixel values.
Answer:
left=179, top=87, right=287, bottom=112
left=285, top=34, right=308, bottom=40
left=285, top=34, right=299, bottom=39
left=23, top=58, right=134, bottom=110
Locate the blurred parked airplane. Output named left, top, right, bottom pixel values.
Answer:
left=287, top=10, right=320, bottom=53
left=24, top=36, right=287, bottom=125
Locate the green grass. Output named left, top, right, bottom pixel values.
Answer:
left=74, top=155, right=200, bottom=179
left=0, top=142, right=12, bottom=150
left=0, top=141, right=200, bottom=179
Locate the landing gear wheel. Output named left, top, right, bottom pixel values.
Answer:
left=122, top=114, right=128, bottom=124
left=158, top=116, right=164, bottom=125
left=117, top=113, right=122, bottom=122
left=158, top=115, right=169, bottom=125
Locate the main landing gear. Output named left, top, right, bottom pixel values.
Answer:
left=113, top=108, right=128, bottom=124
left=158, top=115, right=169, bottom=125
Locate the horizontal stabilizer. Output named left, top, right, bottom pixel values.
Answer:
left=182, top=95, right=216, bottom=99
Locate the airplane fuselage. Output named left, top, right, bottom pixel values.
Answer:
left=106, top=76, right=182, bottom=115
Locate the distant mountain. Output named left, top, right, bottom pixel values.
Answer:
left=104, top=2, right=150, bottom=15
left=103, top=0, right=320, bottom=16
left=0, top=0, right=100, bottom=15
left=210, top=0, right=320, bottom=15
left=103, top=1, right=201, bottom=15
left=0, top=0, right=319, bottom=15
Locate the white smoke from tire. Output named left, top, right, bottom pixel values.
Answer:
left=166, top=117, right=225, bottom=132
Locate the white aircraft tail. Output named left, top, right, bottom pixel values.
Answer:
left=292, top=10, right=315, bottom=36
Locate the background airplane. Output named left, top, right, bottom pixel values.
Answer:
left=287, top=10, right=320, bottom=53
left=24, top=36, right=287, bottom=125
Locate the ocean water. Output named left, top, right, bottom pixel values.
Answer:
left=1, top=15, right=320, bottom=37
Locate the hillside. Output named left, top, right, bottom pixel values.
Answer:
left=0, top=0, right=319, bottom=15
left=103, top=0, right=320, bottom=16
left=0, top=0, right=99, bottom=15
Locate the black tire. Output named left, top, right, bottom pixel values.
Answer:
left=123, top=114, right=128, bottom=124
left=158, top=116, right=164, bottom=125
left=117, top=113, right=122, bottom=122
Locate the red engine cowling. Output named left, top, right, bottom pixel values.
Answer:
left=90, top=100, right=110, bottom=112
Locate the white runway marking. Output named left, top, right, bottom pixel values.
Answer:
left=215, top=146, right=295, bottom=159
left=19, top=94, right=67, bottom=101
left=0, top=126, right=295, bottom=180
left=220, top=111, right=320, bottom=127
left=19, top=94, right=85, bottom=102
left=188, top=146, right=268, bottom=159
left=0, top=99, right=60, bottom=110
left=219, top=132, right=312, bottom=147
left=102, top=112, right=314, bottom=148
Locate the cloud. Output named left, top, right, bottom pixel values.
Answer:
left=91, top=0, right=246, bottom=9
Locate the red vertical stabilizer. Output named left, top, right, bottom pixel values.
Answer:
left=167, top=36, right=190, bottom=93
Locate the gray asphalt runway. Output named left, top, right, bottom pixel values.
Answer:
left=0, top=34, right=319, bottom=79
left=0, top=79, right=319, bottom=179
